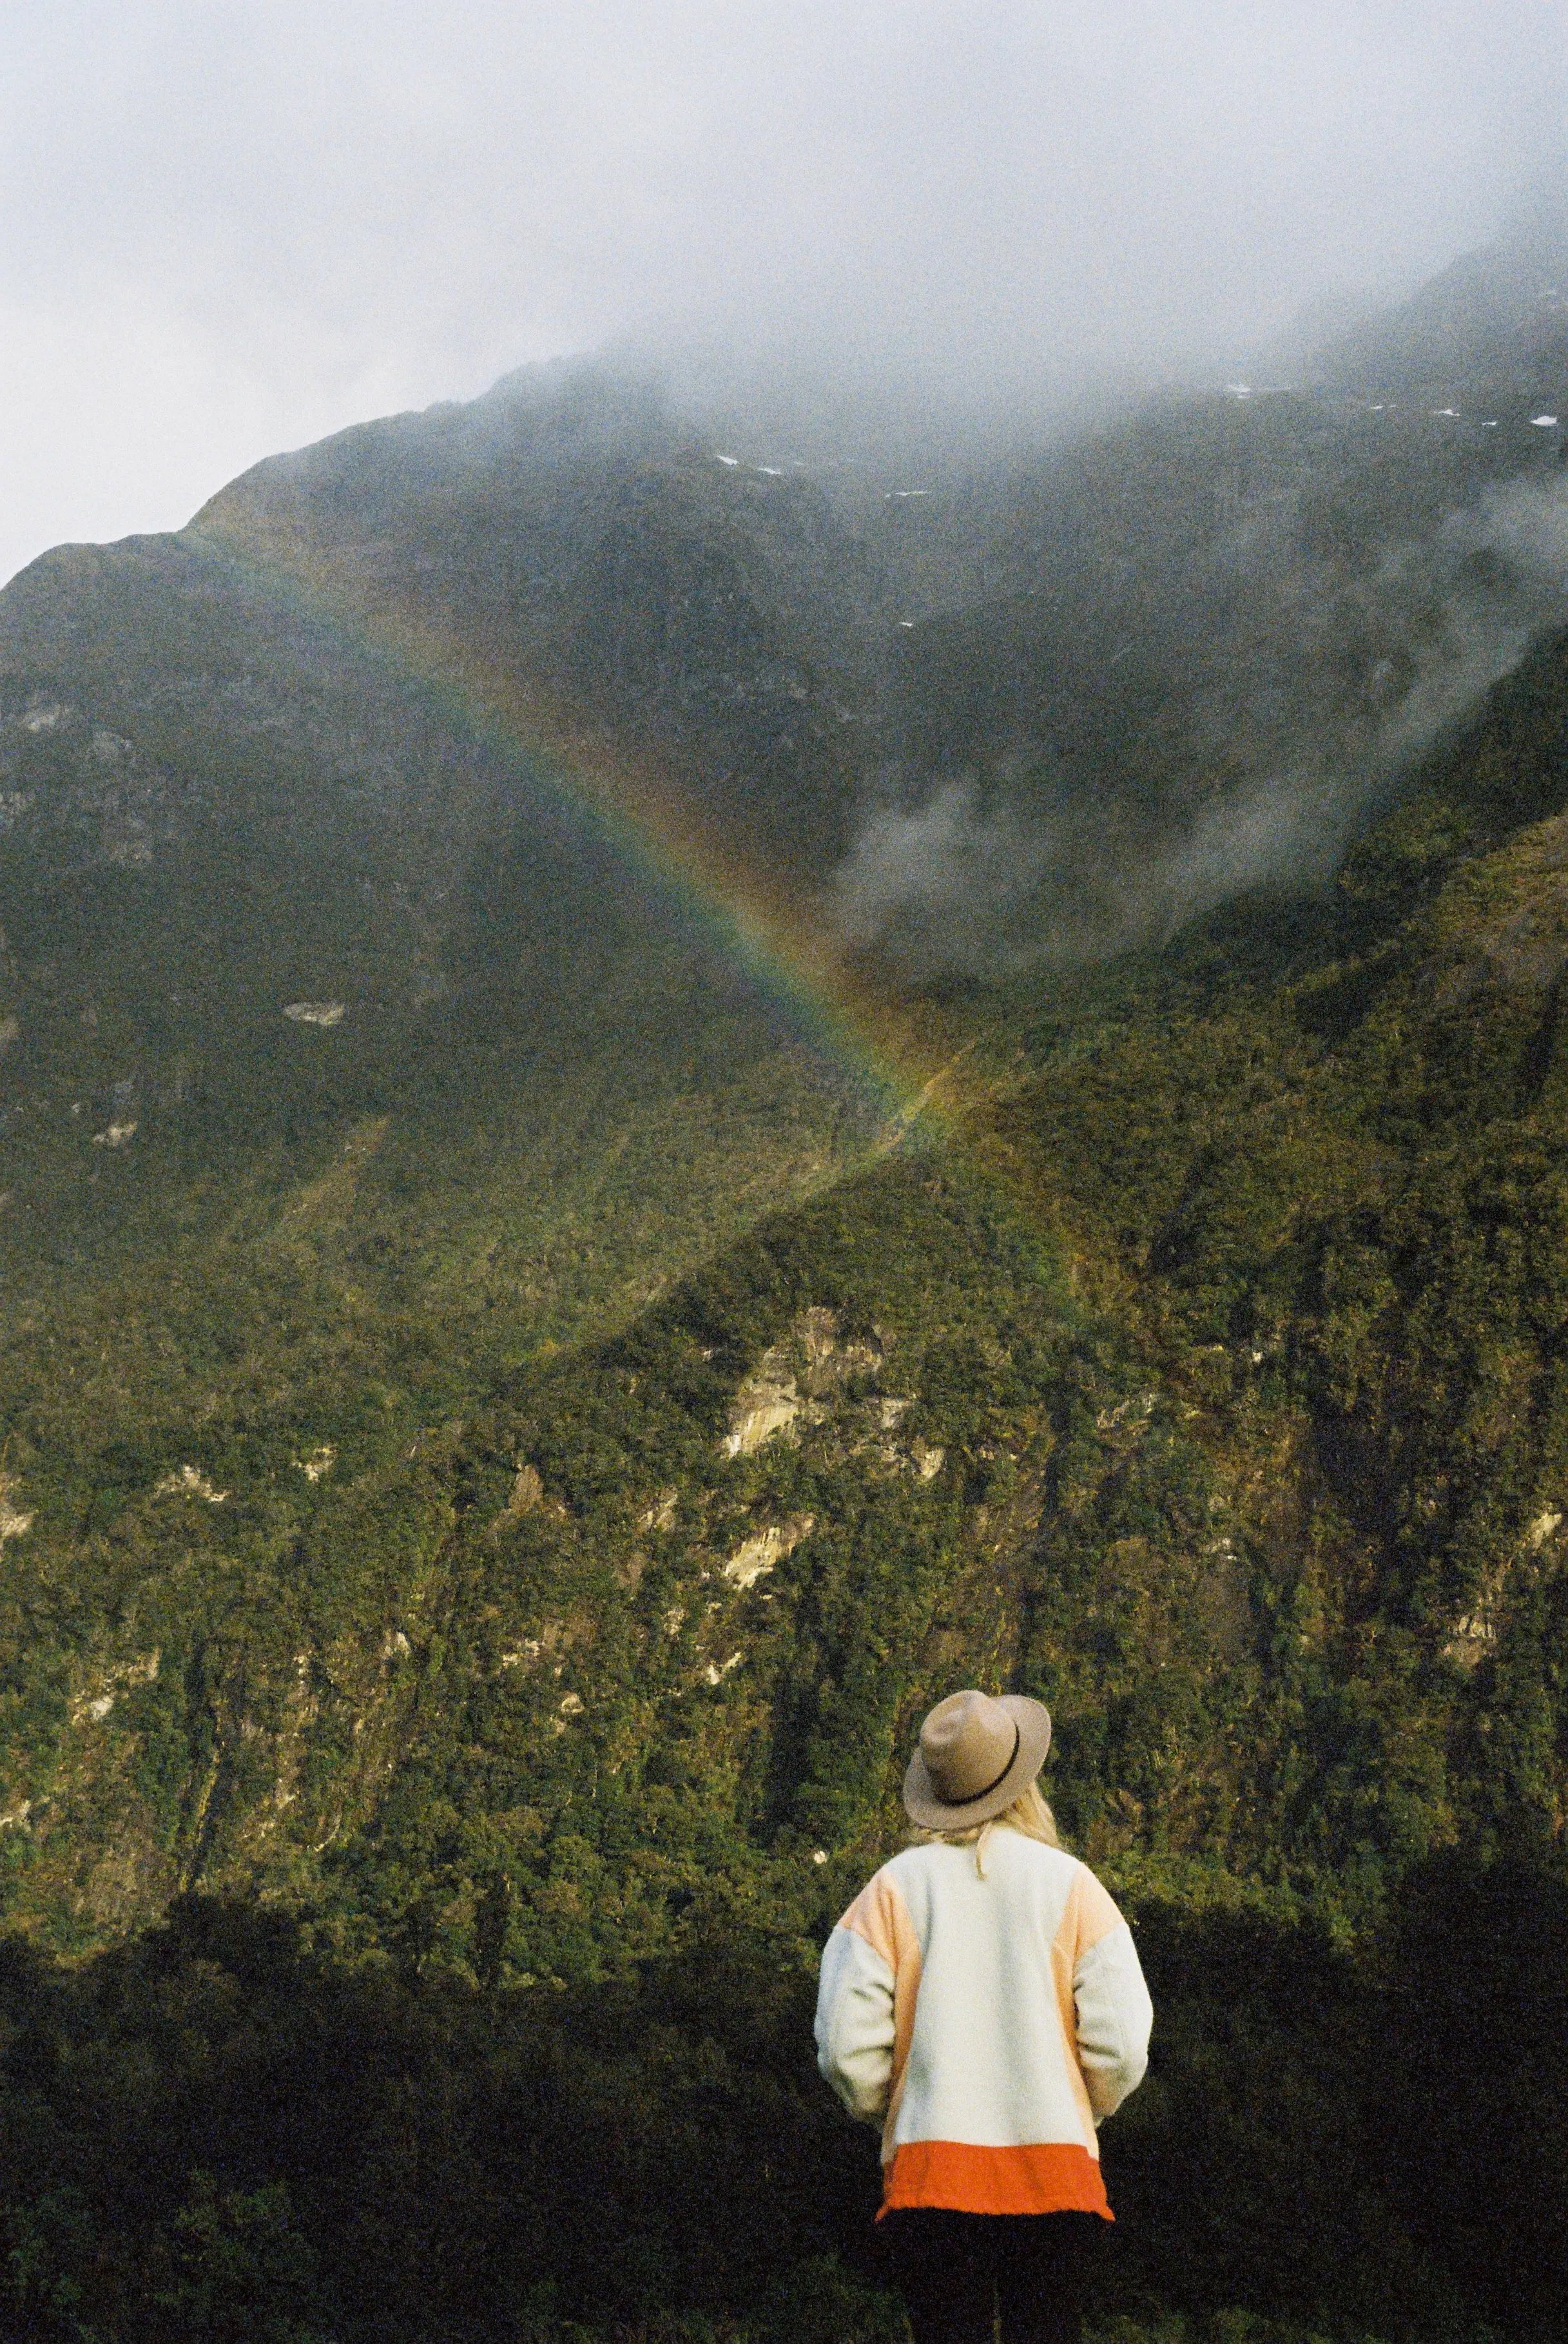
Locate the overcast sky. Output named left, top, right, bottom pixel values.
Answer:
left=2, top=1, right=1562, bottom=586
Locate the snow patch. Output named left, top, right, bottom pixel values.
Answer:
left=92, top=1119, right=137, bottom=1148
left=283, top=1001, right=345, bottom=1027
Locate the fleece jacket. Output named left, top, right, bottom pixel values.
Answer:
left=814, top=1830, right=1153, bottom=2218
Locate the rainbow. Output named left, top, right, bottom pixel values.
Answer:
left=184, top=507, right=984, bottom=1150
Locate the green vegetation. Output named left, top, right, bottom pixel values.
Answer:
left=3, top=1857, right=1563, bottom=2341
left=3, top=270, right=1568, bottom=2337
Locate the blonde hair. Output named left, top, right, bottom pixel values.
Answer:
left=915, top=1780, right=1061, bottom=1875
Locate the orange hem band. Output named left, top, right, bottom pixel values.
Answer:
left=879, top=2140, right=1113, bottom=2221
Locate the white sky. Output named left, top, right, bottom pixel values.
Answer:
left=2, top=1, right=1563, bottom=586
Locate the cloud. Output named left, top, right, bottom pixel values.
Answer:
left=1474, top=472, right=1568, bottom=590
left=829, top=770, right=1362, bottom=977
left=3, top=1, right=1564, bottom=582
left=833, top=784, right=1067, bottom=973
left=832, top=465, right=1568, bottom=979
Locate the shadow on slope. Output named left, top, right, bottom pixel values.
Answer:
left=3, top=1856, right=1563, bottom=2341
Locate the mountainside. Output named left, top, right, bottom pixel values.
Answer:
left=15, top=614, right=1565, bottom=1950
left=2, top=233, right=1568, bottom=2343
left=182, top=237, right=1568, bottom=975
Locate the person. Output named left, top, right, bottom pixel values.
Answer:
left=814, top=1688, right=1153, bottom=2344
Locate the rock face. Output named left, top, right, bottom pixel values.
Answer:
left=152, top=1466, right=227, bottom=1504
left=721, top=1362, right=815, bottom=1458
left=0, top=1482, right=34, bottom=1545
left=722, top=1515, right=815, bottom=1589
left=719, top=1307, right=919, bottom=1464
left=0, top=685, right=182, bottom=875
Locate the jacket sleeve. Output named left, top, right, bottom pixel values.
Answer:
left=1073, top=1917, right=1153, bottom=2121
left=815, top=1921, right=896, bottom=2124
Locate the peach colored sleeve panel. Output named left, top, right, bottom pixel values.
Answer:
left=840, top=1868, right=918, bottom=1973
left=1069, top=1865, right=1125, bottom=1959
left=1050, top=1883, right=1099, bottom=2135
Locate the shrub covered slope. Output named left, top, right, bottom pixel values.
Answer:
left=2, top=240, right=1568, bottom=2339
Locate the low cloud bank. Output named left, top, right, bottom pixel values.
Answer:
left=833, top=469, right=1568, bottom=978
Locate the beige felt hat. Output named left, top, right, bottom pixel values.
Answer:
left=902, top=1688, right=1053, bottom=1829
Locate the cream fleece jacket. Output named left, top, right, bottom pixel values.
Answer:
left=815, top=1830, right=1152, bottom=2216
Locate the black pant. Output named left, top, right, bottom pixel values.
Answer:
left=880, top=2209, right=1103, bottom=2344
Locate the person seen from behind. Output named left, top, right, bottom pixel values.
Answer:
left=815, top=1689, right=1153, bottom=2344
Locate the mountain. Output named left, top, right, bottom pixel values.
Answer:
left=1, top=233, right=1567, bottom=2343
left=1313, top=206, right=1568, bottom=409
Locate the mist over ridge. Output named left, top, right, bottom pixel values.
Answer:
left=6, top=0, right=1563, bottom=586
left=160, top=209, right=1568, bottom=987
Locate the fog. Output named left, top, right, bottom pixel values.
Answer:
left=3, top=1, right=1563, bottom=586
left=831, top=463, right=1568, bottom=977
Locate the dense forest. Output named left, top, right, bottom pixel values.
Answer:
left=1, top=233, right=1567, bottom=2339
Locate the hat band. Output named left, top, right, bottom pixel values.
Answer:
left=931, top=1721, right=1020, bottom=1808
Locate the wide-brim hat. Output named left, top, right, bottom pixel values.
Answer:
left=902, top=1688, right=1052, bottom=1829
